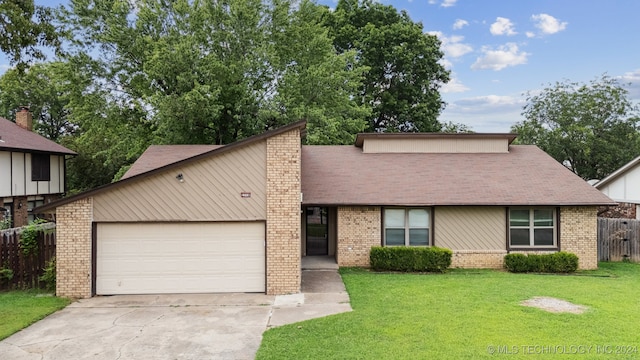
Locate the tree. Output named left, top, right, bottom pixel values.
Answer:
left=512, top=75, right=640, bottom=180
left=324, top=0, right=450, bottom=133
left=0, top=62, right=75, bottom=141
left=62, top=0, right=368, bottom=148
left=0, top=0, right=61, bottom=71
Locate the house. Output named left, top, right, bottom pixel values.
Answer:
left=0, top=107, right=76, bottom=228
left=36, top=120, right=615, bottom=299
left=593, top=156, right=640, bottom=219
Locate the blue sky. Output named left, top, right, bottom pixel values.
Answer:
left=318, top=0, right=640, bottom=132
left=5, top=0, right=640, bottom=132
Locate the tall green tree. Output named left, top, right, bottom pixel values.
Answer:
left=0, top=62, right=75, bottom=141
left=324, top=0, right=449, bottom=132
left=512, top=75, right=640, bottom=180
left=0, top=0, right=61, bottom=71
left=63, top=0, right=368, bottom=147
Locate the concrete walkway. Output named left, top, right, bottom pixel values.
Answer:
left=0, top=265, right=351, bottom=360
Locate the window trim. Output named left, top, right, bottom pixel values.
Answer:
left=383, top=207, right=431, bottom=247
left=508, top=207, right=559, bottom=249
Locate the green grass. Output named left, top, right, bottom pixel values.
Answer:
left=257, top=263, right=640, bottom=359
left=0, top=290, right=70, bottom=341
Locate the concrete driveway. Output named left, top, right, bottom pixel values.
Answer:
left=0, top=269, right=351, bottom=360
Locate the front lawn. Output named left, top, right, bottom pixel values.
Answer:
left=0, top=291, right=70, bottom=341
left=257, top=263, right=640, bottom=359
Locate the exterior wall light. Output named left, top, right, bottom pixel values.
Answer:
left=176, top=173, right=184, bottom=183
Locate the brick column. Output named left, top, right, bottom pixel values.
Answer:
left=560, top=206, right=598, bottom=270
left=266, top=129, right=301, bottom=295
left=12, top=196, right=28, bottom=227
left=336, top=206, right=381, bottom=266
left=56, top=197, right=93, bottom=298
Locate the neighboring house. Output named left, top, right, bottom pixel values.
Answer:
left=0, top=108, right=76, bottom=228
left=593, top=156, right=640, bottom=219
left=36, top=121, right=615, bottom=299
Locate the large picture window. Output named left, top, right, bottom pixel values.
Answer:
left=384, top=208, right=430, bottom=246
left=31, top=154, right=50, bottom=181
left=509, top=208, right=556, bottom=248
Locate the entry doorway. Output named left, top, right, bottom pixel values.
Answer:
left=306, top=207, right=328, bottom=255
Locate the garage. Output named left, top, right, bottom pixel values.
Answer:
left=96, top=222, right=265, bottom=295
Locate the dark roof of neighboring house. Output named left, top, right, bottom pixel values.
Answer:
left=594, top=155, right=640, bottom=189
left=122, top=145, right=222, bottom=179
left=35, top=120, right=307, bottom=212
left=301, top=145, right=616, bottom=206
left=0, top=117, right=76, bottom=155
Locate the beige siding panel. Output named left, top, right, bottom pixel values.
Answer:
left=93, top=141, right=267, bottom=222
left=96, top=222, right=265, bottom=294
left=25, top=154, right=38, bottom=195
left=49, top=155, right=61, bottom=194
left=11, top=152, right=25, bottom=195
left=434, top=206, right=506, bottom=250
left=0, top=152, right=10, bottom=196
left=362, top=138, right=509, bottom=153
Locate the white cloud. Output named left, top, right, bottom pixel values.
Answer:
left=440, top=94, right=526, bottom=132
left=618, top=69, right=640, bottom=100
left=453, top=19, right=469, bottom=30
left=471, top=43, right=529, bottom=71
left=490, top=17, right=517, bottom=36
left=531, top=14, right=567, bottom=35
left=525, top=31, right=535, bottom=38
left=441, top=0, right=457, bottom=7
left=428, top=0, right=438, bottom=4
left=428, top=31, right=473, bottom=60
left=441, top=74, right=469, bottom=93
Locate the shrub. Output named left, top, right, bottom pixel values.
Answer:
left=370, top=246, right=452, bottom=273
left=19, top=218, right=48, bottom=256
left=40, top=257, right=56, bottom=291
left=504, top=252, right=579, bottom=273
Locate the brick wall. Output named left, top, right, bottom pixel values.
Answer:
left=266, top=128, right=301, bottom=295
left=560, top=206, right=598, bottom=270
left=451, top=250, right=507, bottom=269
left=336, top=206, right=381, bottom=266
left=56, top=197, right=93, bottom=298
left=12, top=196, right=28, bottom=227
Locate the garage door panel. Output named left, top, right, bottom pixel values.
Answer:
left=96, top=222, right=265, bottom=294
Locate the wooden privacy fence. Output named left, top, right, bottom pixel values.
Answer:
left=0, top=223, right=56, bottom=290
left=598, top=218, right=640, bottom=262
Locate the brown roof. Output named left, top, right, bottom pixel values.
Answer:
left=301, top=145, right=616, bottom=206
left=0, top=117, right=76, bottom=155
left=122, top=145, right=222, bottom=179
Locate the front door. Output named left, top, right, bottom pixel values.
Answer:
left=306, top=207, right=328, bottom=256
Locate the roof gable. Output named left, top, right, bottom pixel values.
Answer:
left=122, top=145, right=222, bottom=179
left=594, top=155, right=640, bottom=189
left=36, top=120, right=306, bottom=212
left=0, top=117, right=76, bottom=155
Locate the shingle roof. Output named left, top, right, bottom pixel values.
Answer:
left=122, top=145, right=222, bottom=179
left=0, top=117, right=76, bottom=155
left=301, top=145, right=615, bottom=206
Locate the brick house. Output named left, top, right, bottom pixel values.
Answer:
left=593, top=155, right=640, bottom=219
left=37, top=121, right=614, bottom=298
left=1, top=108, right=76, bottom=228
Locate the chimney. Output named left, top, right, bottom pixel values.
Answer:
left=16, top=106, right=33, bottom=131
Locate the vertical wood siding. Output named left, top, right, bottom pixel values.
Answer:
left=0, top=152, right=65, bottom=197
left=434, top=206, right=506, bottom=250
left=93, top=141, right=267, bottom=221
left=598, top=218, right=640, bottom=262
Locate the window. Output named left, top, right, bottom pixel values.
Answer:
left=384, top=208, right=430, bottom=246
left=509, top=208, right=556, bottom=247
left=31, top=154, right=50, bottom=181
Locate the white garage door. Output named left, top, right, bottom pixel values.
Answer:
left=96, top=222, right=265, bottom=295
